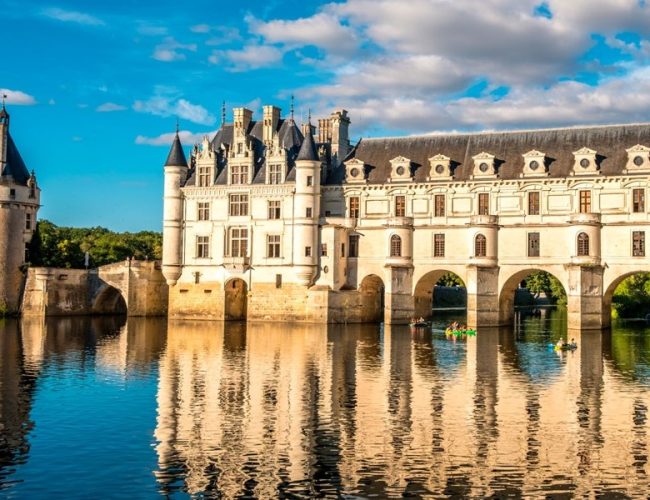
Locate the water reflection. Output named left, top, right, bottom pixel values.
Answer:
left=0, top=312, right=650, bottom=497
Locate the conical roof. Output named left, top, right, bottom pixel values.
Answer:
left=165, top=132, right=188, bottom=167
left=296, top=125, right=318, bottom=161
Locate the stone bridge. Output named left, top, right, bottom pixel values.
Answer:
left=22, top=260, right=168, bottom=317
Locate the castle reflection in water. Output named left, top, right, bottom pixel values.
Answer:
left=1, top=314, right=650, bottom=497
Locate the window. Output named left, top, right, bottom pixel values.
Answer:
left=197, top=202, right=210, bottom=221
left=305, top=246, right=312, bottom=257
left=267, top=235, right=281, bottom=258
left=579, top=190, right=591, bottom=213
left=231, top=164, right=248, bottom=184
left=229, top=194, right=249, bottom=216
left=433, top=234, right=445, bottom=257
left=306, top=207, right=313, bottom=218
left=229, top=228, right=248, bottom=257
left=341, top=243, right=345, bottom=257
left=9, top=189, right=16, bottom=200
left=321, top=243, right=328, bottom=256
left=633, top=231, right=645, bottom=257
left=349, top=235, right=359, bottom=257
left=434, top=195, right=445, bottom=217
left=577, top=232, right=589, bottom=256
left=198, top=165, right=211, bottom=187
left=29, top=184, right=36, bottom=199
left=528, top=191, right=540, bottom=215
left=268, top=200, right=281, bottom=220
left=275, top=274, right=282, bottom=288
left=633, top=188, right=645, bottom=213
left=478, top=193, right=489, bottom=215
left=349, top=197, right=360, bottom=219
left=196, top=236, right=210, bottom=259
left=237, top=143, right=243, bottom=154
left=475, top=234, right=487, bottom=257
left=307, top=176, right=313, bottom=187
left=390, top=234, right=402, bottom=257
left=25, top=213, right=32, bottom=231
left=395, top=196, right=406, bottom=217
left=269, top=164, right=282, bottom=184
left=528, top=232, right=540, bottom=257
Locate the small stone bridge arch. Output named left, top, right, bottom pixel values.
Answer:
left=22, top=260, right=168, bottom=317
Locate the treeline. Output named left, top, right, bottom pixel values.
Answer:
left=28, top=220, right=162, bottom=269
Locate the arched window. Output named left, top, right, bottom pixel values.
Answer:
left=475, top=234, right=487, bottom=257
left=577, top=232, right=590, bottom=256
left=390, top=235, right=402, bottom=257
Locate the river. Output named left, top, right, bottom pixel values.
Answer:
left=1, top=309, right=649, bottom=498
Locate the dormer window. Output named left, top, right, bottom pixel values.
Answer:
left=268, top=164, right=283, bottom=184
left=471, top=152, right=497, bottom=178
left=625, top=145, right=650, bottom=173
left=428, top=154, right=452, bottom=180
left=344, top=158, right=366, bottom=183
left=231, top=164, right=249, bottom=184
left=522, top=150, right=548, bottom=177
left=389, top=156, right=413, bottom=182
left=572, top=147, right=599, bottom=175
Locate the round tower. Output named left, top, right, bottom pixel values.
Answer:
left=292, top=122, right=321, bottom=286
left=162, top=128, right=188, bottom=286
left=0, top=103, right=41, bottom=314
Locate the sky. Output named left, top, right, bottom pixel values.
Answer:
left=3, top=0, right=650, bottom=231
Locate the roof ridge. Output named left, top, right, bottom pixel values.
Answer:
left=362, top=122, right=650, bottom=142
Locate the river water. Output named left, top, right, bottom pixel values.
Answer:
left=1, top=309, right=650, bottom=498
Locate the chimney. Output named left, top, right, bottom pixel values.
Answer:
left=233, top=107, right=253, bottom=140
left=301, top=122, right=316, bottom=138
left=262, top=105, right=280, bottom=145
left=329, top=110, right=350, bottom=167
left=318, top=117, right=331, bottom=144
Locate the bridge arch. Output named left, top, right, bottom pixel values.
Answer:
left=413, top=268, right=467, bottom=320
left=358, top=274, right=385, bottom=323
left=92, top=284, right=127, bottom=315
left=498, top=267, right=568, bottom=326
left=224, top=278, right=248, bottom=321
left=603, top=270, right=650, bottom=326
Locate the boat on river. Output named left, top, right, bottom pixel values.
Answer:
left=409, top=320, right=430, bottom=328
left=445, top=328, right=477, bottom=337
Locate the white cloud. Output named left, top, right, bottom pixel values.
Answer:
left=133, top=89, right=215, bottom=125
left=135, top=129, right=217, bottom=146
left=210, top=44, right=283, bottom=71
left=152, top=37, right=197, bottom=62
left=248, top=12, right=359, bottom=57
left=41, top=7, right=104, bottom=26
left=96, top=102, right=127, bottom=112
left=137, top=24, right=168, bottom=36
left=0, top=88, right=37, bottom=106
left=190, top=24, right=211, bottom=33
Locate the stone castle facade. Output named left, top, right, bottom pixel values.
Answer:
left=0, top=105, right=40, bottom=314
left=162, top=104, right=650, bottom=329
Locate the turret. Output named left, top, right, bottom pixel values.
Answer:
left=162, top=128, right=188, bottom=286
left=292, top=123, right=321, bottom=286
left=0, top=103, right=40, bottom=313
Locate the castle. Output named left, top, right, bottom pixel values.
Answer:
left=161, top=103, right=650, bottom=329
left=0, top=103, right=40, bottom=314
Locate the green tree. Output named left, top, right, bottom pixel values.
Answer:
left=612, top=273, right=650, bottom=318
left=436, top=272, right=464, bottom=287
left=524, top=271, right=567, bottom=305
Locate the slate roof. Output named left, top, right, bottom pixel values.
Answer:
left=165, top=133, right=188, bottom=167
left=329, top=123, right=650, bottom=185
left=296, top=126, right=318, bottom=161
left=1, top=133, right=31, bottom=185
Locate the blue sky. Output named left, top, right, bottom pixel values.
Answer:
left=3, top=0, right=650, bottom=231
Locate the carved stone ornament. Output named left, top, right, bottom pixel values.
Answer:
left=389, top=156, right=413, bottom=182
left=471, top=152, right=496, bottom=178
left=344, top=158, right=366, bottom=183
left=427, top=154, right=452, bottom=180
left=625, top=144, right=650, bottom=173
left=521, top=150, right=548, bottom=177
left=572, top=147, right=599, bottom=176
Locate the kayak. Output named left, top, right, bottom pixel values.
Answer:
left=410, top=321, right=430, bottom=328
left=445, top=328, right=477, bottom=337
left=548, top=343, right=578, bottom=351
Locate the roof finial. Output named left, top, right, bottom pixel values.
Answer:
left=1, top=94, right=6, bottom=110
left=175, top=117, right=179, bottom=135
left=221, top=100, right=226, bottom=126
left=290, top=94, right=295, bottom=121
left=308, top=108, right=312, bottom=124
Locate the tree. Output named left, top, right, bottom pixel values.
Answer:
left=612, top=273, right=650, bottom=318
left=28, top=220, right=162, bottom=269
left=436, top=272, right=464, bottom=287
left=524, top=271, right=567, bottom=305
